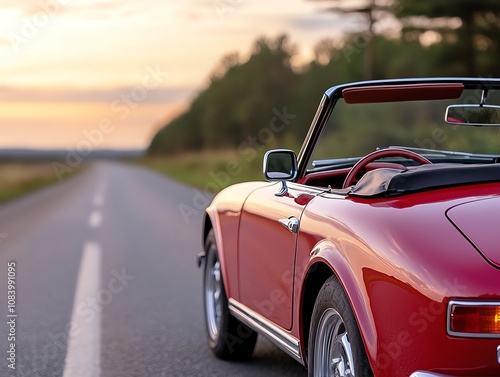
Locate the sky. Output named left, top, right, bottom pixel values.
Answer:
left=0, top=0, right=366, bottom=150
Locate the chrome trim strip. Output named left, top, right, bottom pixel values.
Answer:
left=497, top=345, right=500, bottom=365
left=228, top=298, right=303, bottom=364
left=410, top=372, right=452, bottom=377
left=447, top=300, right=500, bottom=338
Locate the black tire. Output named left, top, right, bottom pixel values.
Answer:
left=203, top=229, right=258, bottom=360
left=307, top=276, right=373, bottom=377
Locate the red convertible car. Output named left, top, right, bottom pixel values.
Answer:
left=198, top=78, right=500, bottom=376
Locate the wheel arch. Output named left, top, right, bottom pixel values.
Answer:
left=201, top=181, right=268, bottom=300
left=300, top=261, right=334, bottom=360
left=202, top=207, right=230, bottom=290
left=299, top=245, right=377, bottom=369
left=203, top=211, right=213, bottom=245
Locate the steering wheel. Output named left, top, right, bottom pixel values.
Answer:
left=342, top=148, right=432, bottom=189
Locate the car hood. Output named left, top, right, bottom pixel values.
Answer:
left=447, top=196, right=500, bottom=268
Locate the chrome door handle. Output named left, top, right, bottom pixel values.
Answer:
left=278, top=217, right=299, bottom=234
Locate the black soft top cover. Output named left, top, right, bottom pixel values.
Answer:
left=349, top=163, right=500, bottom=197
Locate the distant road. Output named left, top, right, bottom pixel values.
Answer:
left=0, top=162, right=306, bottom=377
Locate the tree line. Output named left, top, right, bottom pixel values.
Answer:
left=148, top=0, right=500, bottom=155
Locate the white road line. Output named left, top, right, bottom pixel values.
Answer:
left=62, top=242, right=102, bottom=377
left=89, top=211, right=102, bottom=228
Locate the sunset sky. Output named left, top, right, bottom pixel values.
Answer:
left=0, top=0, right=365, bottom=150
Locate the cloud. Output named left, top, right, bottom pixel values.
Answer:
left=0, top=86, right=197, bottom=104
left=0, top=0, right=129, bottom=20
left=64, top=0, right=131, bottom=18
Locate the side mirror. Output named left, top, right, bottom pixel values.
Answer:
left=263, top=149, right=298, bottom=182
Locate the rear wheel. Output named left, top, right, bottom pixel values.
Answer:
left=203, top=229, right=257, bottom=360
left=308, top=276, right=373, bottom=377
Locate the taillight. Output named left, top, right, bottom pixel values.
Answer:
left=448, top=300, right=500, bottom=337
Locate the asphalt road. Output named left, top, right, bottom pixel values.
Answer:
left=0, top=162, right=306, bottom=377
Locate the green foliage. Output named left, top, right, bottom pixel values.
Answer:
left=0, top=162, right=79, bottom=203
left=398, top=0, right=500, bottom=76
left=139, top=151, right=264, bottom=191
left=397, top=0, right=500, bottom=20
left=148, top=2, right=500, bottom=157
left=149, top=35, right=298, bottom=155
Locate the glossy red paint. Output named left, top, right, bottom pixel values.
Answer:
left=205, top=181, right=265, bottom=300
left=207, top=180, right=500, bottom=375
left=237, top=182, right=316, bottom=330
left=203, top=79, right=500, bottom=376
left=342, top=83, right=464, bottom=104
left=447, top=197, right=500, bottom=268
left=295, top=184, right=500, bottom=376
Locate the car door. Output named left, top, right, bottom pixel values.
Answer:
left=237, top=182, right=316, bottom=330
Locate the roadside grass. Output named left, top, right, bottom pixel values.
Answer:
left=0, top=162, right=75, bottom=204
left=139, top=150, right=266, bottom=191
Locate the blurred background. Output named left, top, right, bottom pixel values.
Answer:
left=2, top=0, right=500, bottom=193
left=2, top=2, right=500, bottom=376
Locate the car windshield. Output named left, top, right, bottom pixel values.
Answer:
left=309, top=88, right=500, bottom=170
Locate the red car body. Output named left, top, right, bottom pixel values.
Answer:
left=201, top=78, right=500, bottom=376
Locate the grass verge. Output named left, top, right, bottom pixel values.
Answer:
left=0, top=162, right=79, bottom=204
left=138, top=150, right=266, bottom=191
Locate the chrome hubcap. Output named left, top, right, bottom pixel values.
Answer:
left=205, top=245, right=222, bottom=341
left=314, top=308, right=355, bottom=377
